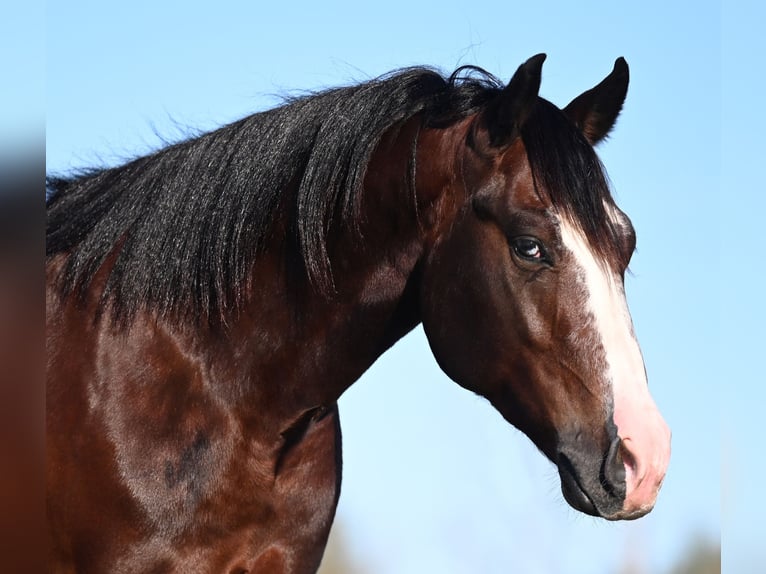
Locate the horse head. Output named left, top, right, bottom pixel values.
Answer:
left=419, top=55, right=670, bottom=520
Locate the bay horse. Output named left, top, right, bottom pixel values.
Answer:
left=46, top=54, right=671, bottom=573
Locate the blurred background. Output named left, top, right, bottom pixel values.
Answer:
left=2, top=2, right=44, bottom=571
left=22, top=0, right=759, bottom=571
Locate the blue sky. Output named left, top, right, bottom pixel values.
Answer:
left=42, top=1, right=760, bottom=572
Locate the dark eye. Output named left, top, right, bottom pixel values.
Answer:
left=511, top=236, right=548, bottom=263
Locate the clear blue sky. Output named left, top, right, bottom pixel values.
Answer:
left=42, top=1, right=760, bottom=572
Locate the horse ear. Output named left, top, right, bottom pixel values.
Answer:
left=476, top=53, right=546, bottom=150
left=563, top=57, right=629, bottom=145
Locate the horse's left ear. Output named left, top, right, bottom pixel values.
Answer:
left=563, top=57, right=629, bottom=145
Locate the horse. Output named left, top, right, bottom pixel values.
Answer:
left=46, top=54, right=671, bottom=573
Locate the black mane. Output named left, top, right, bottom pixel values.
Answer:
left=46, top=67, right=501, bottom=322
left=46, top=66, right=617, bottom=322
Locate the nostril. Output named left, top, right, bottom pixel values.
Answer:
left=600, top=437, right=626, bottom=499
left=619, top=438, right=642, bottom=491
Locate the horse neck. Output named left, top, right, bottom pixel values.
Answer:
left=191, top=118, right=467, bottom=429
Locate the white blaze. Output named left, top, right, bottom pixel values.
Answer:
left=558, top=215, right=670, bottom=516
left=558, top=218, right=645, bottom=405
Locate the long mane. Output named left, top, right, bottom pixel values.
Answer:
left=46, top=67, right=502, bottom=322
left=46, top=66, right=619, bottom=323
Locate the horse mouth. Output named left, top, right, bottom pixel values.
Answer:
left=557, top=453, right=599, bottom=517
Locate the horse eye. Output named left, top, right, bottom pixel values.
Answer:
left=511, top=237, right=546, bottom=262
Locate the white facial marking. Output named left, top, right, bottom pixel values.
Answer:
left=557, top=216, right=644, bottom=405
left=558, top=214, right=670, bottom=515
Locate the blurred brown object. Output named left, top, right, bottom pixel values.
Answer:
left=0, top=156, right=45, bottom=572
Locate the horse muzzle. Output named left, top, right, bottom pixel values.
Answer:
left=555, top=425, right=670, bottom=520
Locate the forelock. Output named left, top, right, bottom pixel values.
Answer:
left=520, top=98, right=624, bottom=269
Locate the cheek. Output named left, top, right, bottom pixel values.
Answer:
left=421, top=250, right=499, bottom=381
left=420, top=220, right=523, bottom=386
left=518, top=277, right=561, bottom=345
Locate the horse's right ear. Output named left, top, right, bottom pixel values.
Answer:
left=474, top=53, right=546, bottom=152
left=563, top=58, right=629, bottom=145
